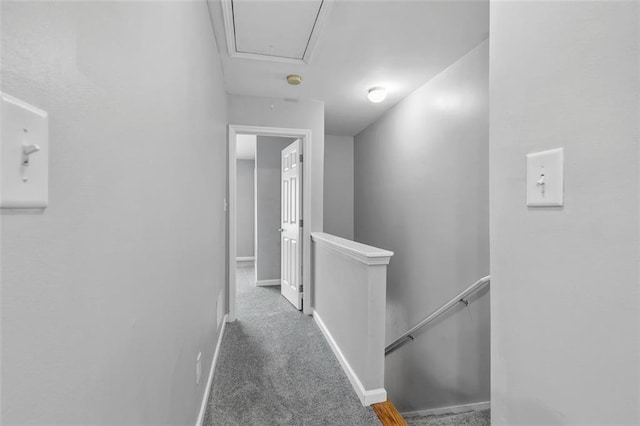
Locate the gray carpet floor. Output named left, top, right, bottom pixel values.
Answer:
left=202, top=262, right=381, bottom=426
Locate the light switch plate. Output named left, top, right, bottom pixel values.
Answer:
left=526, top=148, right=564, bottom=207
left=1, top=93, right=49, bottom=209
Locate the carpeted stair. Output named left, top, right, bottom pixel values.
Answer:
left=405, top=409, right=490, bottom=426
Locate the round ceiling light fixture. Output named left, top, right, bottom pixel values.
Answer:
left=367, top=86, right=387, bottom=103
left=287, top=74, right=302, bottom=85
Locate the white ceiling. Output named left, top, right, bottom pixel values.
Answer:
left=208, top=0, right=489, bottom=136
left=236, top=134, right=257, bottom=159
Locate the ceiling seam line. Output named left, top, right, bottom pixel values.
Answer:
left=302, top=0, right=324, bottom=59
left=235, top=50, right=303, bottom=61
left=231, top=0, right=238, bottom=53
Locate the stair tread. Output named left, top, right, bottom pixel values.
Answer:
left=372, top=400, right=407, bottom=426
left=405, top=409, right=490, bottom=426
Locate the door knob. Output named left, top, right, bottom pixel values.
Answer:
left=278, top=228, right=284, bottom=232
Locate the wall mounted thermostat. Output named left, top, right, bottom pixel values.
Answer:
left=526, top=148, right=564, bottom=207
left=1, top=93, right=49, bottom=209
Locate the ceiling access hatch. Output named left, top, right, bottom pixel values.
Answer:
left=221, top=0, right=332, bottom=64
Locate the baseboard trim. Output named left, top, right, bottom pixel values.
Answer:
left=256, top=279, right=280, bottom=287
left=195, top=314, right=228, bottom=426
left=402, top=401, right=490, bottom=418
left=236, top=257, right=255, bottom=262
left=312, top=310, right=386, bottom=406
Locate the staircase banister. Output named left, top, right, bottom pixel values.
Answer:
left=385, top=275, right=491, bottom=355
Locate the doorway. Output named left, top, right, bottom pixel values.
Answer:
left=228, top=125, right=312, bottom=322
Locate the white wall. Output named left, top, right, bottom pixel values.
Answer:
left=324, top=135, right=354, bottom=239
left=255, top=136, right=296, bottom=281
left=228, top=95, right=324, bottom=312
left=236, top=159, right=255, bottom=258
left=1, top=2, right=228, bottom=424
left=490, top=2, right=640, bottom=424
left=354, top=40, right=489, bottom=413
left=312, top=233, right=393, bottom=405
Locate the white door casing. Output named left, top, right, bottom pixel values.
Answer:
left=280, top=139, right=303, bottom=309
left=228, top=125, right=312, bottom=322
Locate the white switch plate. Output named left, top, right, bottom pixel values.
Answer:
left=526, top=148, right=564, bottom=207
left=1, top=93, right=49, bottom=208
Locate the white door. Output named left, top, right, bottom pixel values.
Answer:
left=280, top=139, right=303, bottom=310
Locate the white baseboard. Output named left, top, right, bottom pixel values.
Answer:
left=236, top=257, right=255, bottom=262
left=312, top=310, right=386, bottom=406
left=402, top=401, right=491, bottom=418
left=196, top=314, right=228, bottom=426
left=256, top=279, right=280, bottom=287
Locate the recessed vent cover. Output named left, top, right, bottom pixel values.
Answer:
left=222, top=0, right=332, bottom=64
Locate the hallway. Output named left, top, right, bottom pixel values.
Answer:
left=202, top=262, right=380, bottom=425
left=2, top=1, right=639, bottom=424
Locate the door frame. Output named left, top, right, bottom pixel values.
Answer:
left=228, top=125, right=312, bottom=321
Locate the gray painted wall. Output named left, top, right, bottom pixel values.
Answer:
left=236, top=159, right=255, bottom=258
left=354, top=40, right=489, bottom=413
left=324, top=135, right=354, bottom=239
left=490, top=2, right=640, bottom=424
left=1, top=2, right=228, bottom=424
left=255, top=137, right=296, bottom=281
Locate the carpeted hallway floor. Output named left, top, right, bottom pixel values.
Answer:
left=202, top=262, right=381, bottom=425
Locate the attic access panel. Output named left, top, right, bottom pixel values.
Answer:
left=223, top=0, right=330, bottom=64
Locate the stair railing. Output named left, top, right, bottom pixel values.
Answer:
left=385, top=275, right=490, bottom=355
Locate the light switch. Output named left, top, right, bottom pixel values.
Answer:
left=526, top=148, right=564, bottom=207
left=1, top=93, right=49, bottom=209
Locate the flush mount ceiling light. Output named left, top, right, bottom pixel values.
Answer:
left=367, top=86, right=387, bottom=103
left=287, top=75, right=302, bottom=85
